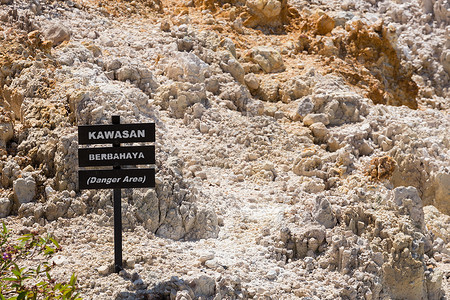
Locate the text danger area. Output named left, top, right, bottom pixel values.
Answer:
left=78, top=168, right=155, bottom=189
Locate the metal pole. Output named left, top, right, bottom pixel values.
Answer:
left=112, top=115, right=122, bottom=273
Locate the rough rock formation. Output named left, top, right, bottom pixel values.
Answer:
left=0, top=0, right=448, bottom=299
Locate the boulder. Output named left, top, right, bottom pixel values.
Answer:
left=244, top=73, right=260, bottom=91
left=310, top=122, right=328, bottom=143
left=0, top=121, right=13, bottom=148
left=314, top=197, right=336, bottom=228
left=244, top=0, right=290, bottom=28
left=220, top=52, right=245, bottom=84
left=434, top=172, right=450, bottom=214
left=245, top=47, right=285, bottom=73
left=440, top=50, right=450, bottom=76
left=43, top=23, right=71, bottom=46
left=0, top=198, right=11, bottom=218
left=13, top=176, right=36, bottom=204
left=316, top=14, right=335, bottom=35
left=281, top=77, right=311, bottom=102
left=293, top=97, right=314, bottom=121
left=116, top=65, right=141, bottom=82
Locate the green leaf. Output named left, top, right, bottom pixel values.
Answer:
left=17, top=292, right=27, bottom=300
left=11, top=268, right=21, bottom=277
left=69, top=274, right=77, bottom=286
left=1, top=222, right=7, bottom=235
left=0, top=293, right=5, bottom=300
left=43, top=246, right=55, bottom=256
left=3, top=277, right=19, bottom=281
left=49, top=237, right=59, bottom=248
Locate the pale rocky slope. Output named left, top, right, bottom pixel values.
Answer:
left=0, top=0, right=449, bottom=299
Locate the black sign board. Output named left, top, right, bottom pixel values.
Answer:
left=78, top=123, right=155, bottom=145
left=78, top=168, right=155, bottom=190
left=78, top=116, right=156, bottom=273
left=78, top=145, right=155, bottom=167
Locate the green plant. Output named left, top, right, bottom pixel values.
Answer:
left=0, top=222, right=81, bottom=300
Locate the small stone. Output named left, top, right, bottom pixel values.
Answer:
left=265, top=106, right=277, bottom=117
left=359, top=141, right=374, bottom=156
left=199, top=123, right=209, bottom=134
left=126, top=258, right=136, bottom=268
left=105, top=59, right=122, bottom=71
left=160, top=19, right=171, bottom=32
left=97, top=265, right=110, bottom=275
left=244, top=73, right=260, bottom=90
left=266, top=269, right=277, bottom=280
left=50, top=255, right=66, bottom=266
left=133, top=278, right=144, bottom=287
left=308, top=238, right=319, bottom=252
left=199, top=252, right=215, bottom=263
left=314, top=197, right=336, bottom=228
left=220, top=52, right=245, bottom=84
left=116, top=66, right=140, bottom=82
left=274, top=111, right=285, bottom=120
left=205, top=259, right=219, bottom=269
left=310, top=122, right=328, bottom=142
left=192, top=103, right=206, bottom=119
left=303, top=113, right=330, bottom=126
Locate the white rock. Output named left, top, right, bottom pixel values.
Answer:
left=43, top=23, right=71, bottom=46
left=199, top=123, right=209, bottom=134
left=0, top=198, right=11, bottom=218
left=303, top=113, right=330, bottom=126
left=13, top=176, right=36, bottom=204
left=266, top=269, right=277, bottom=280
left=220, top=51, right=245, bottom=84
left=246, top=47, right=285, bottom=73
left=204, top=258, right=219, bottom=269
left=97, top=265, right=109, bottom=275
left=244, top=73, right=260, bottom=90
left=310, top=122, right=328, bottom=142
left=50, top=255, right=66, bottom=266
left=434, top=172, right=450, bottom=214
left=199, top=251, right=215, bottom=264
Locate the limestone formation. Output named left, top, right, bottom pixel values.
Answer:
left=0, top=0, right=448, bottom=299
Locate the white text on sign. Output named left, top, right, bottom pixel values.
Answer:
left=87, top=176, right=147, bottom=185
left=88, top=129, right=146, bottom=140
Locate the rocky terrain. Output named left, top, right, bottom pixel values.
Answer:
left=0, top=0, right=449, bottom=299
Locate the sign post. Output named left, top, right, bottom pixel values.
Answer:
left=112, top=115, right=122, bottom=273
left=78, top=116, right=155, bottom=273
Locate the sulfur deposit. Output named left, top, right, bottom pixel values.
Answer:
left=0, top=0, right=449, bottom=299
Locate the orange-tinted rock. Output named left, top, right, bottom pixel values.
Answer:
left=244, top=0, right=292, bottom=28
left=366, top=156, right=396, bottom=180
left=315, top=14, right=335, bottom=35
